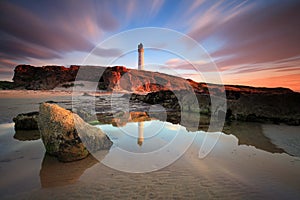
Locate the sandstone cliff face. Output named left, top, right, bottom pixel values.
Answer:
left=12, top=65, right=194, bottom=92
left=12, top=65, right=295, bottom=96
left=98, top=66, right=193, bottom=92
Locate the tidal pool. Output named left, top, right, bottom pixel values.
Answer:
left=1, top=119, right=300, bottom=199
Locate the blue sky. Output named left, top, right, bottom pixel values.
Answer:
left=0, top=0, right=300, bottom=90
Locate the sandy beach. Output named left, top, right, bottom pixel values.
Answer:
left=262, top=124, right=300, bottom=157
left=0, top=90, right=74, bottom=124
left=0, top=90, right=300, bottom=199
left=1, top=122, right=300, bottom=199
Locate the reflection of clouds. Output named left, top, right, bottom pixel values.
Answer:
left=164, top=123, right=180, bottom=131
left=100, top=120, right=196, bottom=173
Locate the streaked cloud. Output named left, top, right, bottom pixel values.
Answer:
left=0, top=0, right=299, bottom=91
left=0, top=1, right=95, bottom=53
left=187, top=0, right=253, bottom=42
left=165, top=58, right=215, bottom=72
left=210, top=1, right=300, bottom=66
left=93, top=47, right=123, bottom=58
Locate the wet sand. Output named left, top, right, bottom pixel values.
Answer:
left=262, top=124, right=300, bottom=157
left=1, top=122, right=300, bottom=199
left=0, top=90, right=300, bottom=199
left=0, top=90, right=74, bottom=124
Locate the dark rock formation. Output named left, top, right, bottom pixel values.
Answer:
left=13, top=111, right=39, bottom=130
left=129, top=89, right=300, bottom=125
left=13, top=65, right=79, bottom=90
left=38, top=103, right=112, bottom=162
left=129, top=90, right=212, bottom=115
left=227, top=93, right=300, bottom=125
left=12, top=111, right=41, bottom=141
left=13, top=130, right=40, bottom=141
left=0, top=81, right=15, bottom=90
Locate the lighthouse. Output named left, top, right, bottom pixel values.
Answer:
left=138, top=43, right=144, bottom=70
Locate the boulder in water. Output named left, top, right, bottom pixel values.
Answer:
left=38, top=103, right=112, bottom=162
left=13, top=111, right=39, bottom=130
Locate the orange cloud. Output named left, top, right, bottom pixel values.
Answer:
left=223, top=73, right=300, bottom=92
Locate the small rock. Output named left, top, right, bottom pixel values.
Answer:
left=13, top=130, right=40, bottom=141
left=13, top=111, right=39, bottom=130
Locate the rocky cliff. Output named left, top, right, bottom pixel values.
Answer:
left=11, top=64, right=294, bottom=95
left=13, top=65, right=79, bottom=90
left=11, top=65, right=300, bottom=124
left=12, top=65, right=193, bottom=92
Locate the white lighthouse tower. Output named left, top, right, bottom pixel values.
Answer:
left=138, top=43, right=144, bottom=70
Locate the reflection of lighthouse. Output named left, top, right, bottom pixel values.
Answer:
left=137, top=122, right=144, bottom=146
left=138, top=43, right=144, bottom=70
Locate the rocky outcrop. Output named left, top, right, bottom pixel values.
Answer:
left=227, top=93, right=300, bottom=125
left=12, top=65, right=193, bottom=92
left=13, top=65, right=79, bottom=90
left=11, top=64, right=299, bottom=125
left=13, top=111, right=39, bottom=130
left=38, top=103, right=112, bottom=162
left=12, top=65, right=294, bottom=95
left=13, top=111, right=40, bottom=141
left=129, top=89, right=300, bottom=125
left=0, top=81, right=15, bottom=90
left=129, top=90, right=211, bottom=114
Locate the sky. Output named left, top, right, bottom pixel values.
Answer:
left=0, top=0, right=300, bottom=91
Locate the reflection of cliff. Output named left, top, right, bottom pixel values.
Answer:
left=13, top=130, right=40, bottom=141
left=40, top=154, right=99, bottom=188
left=222, top=121, right=285, bottom=154
left=96, top=111, right=286, bottom=155
left=96, top=111, right=210, bottom=132
left=99, top=112, right=152, bottom=127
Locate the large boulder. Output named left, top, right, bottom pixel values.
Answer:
left=38, top=103, right=112, bottom=162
